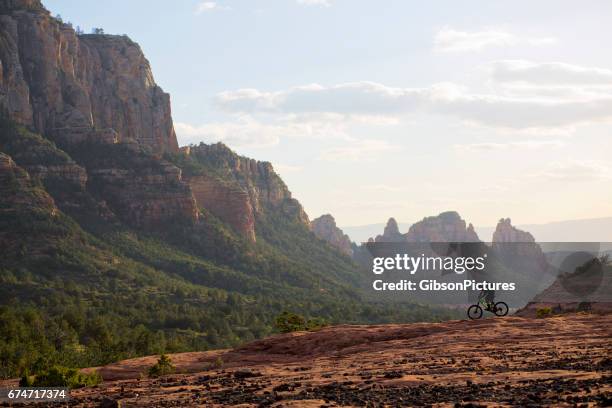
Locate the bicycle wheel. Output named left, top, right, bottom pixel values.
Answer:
left=494, top=301, right=509, bottom=317
left=467, top=304, right=483, bottom=320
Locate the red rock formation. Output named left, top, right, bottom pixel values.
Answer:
left=0, top=0, right=178, bottom=153
left=405, top=211, right=480, bottom=242
left=24, top=164, right=87, bottom=189
left=492, top=218, right=537, bottom=243
left=311, top=214, right=353, bottom=256
left=87, top=156, right=198, bottom=228
left=187, top=174, right=256, bottom=242
left=0, top=151, right=56, bottom=214
left=374, top=217, right=405, bottom=242
left=492, top=217, right=545, bottom=259
left=188, top=143, right=310, bottom=226
left=492, top=217, right=549, bottom=273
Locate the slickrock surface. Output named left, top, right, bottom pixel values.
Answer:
left=22, top=313, right=610, bottom=407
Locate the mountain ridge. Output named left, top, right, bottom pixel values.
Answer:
left=0, top=0, right=459, bottom=379
left=342, top=216, right=612, bottom=244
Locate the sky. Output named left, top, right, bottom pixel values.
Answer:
left=45, top=0, right=612, bottom=228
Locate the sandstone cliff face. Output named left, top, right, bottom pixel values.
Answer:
left=187, top=143, right=310, bottom=226
left=374, top=217, right=405, bottom=242
left=492, top=218, right=536, bottom=243
left=84, top=150, right=198, bottom=228
left=492, top=218, right=548, bottom=271
left=0, top=1, right=313, bottom=235
left=405, top=211, right=480, bottom=242
left=187, top=174, right=256, bottom=242
left=0, top=0, right=177, bottom=153
left=311, top=214, right=353, bottom=256
left=0, top=151, right=56, bottom=215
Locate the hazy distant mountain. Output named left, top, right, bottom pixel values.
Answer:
left=475, top=217, right=612, bottom=243
left=341, top=221, right=411, bottom=243
left=344, top=217, right=612, bottom=244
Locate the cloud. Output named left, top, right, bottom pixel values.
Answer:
left=456, top=140, right=566, bottom=152
left=195, top=1, right=229, bottom=14
left=214, top=80, right=612, bottom=131
left=433, top=27, right=556, bottom=53
left=489, top=60, right=612, bottom=86
left=361, top=184, right=408, bottom=193
left=534, top=160, right=612, bottom=182
left=274, top=163, right=303, bottom=174
left=318, top=139, right=400, bottom=162
left=215, top=82, right=425, bottom=115
left=297, top=0, right=332, bottom=6
left=175, top=120, right=281, bottom=147
left=175, top=115, right=351, bottom=148
left=430, top=88, right=612, bottom=129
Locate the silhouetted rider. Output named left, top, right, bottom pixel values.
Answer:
left=479, top=288, right=495, bottom=309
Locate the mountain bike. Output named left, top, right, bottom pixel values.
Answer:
left=467, top=298, right=509, bottom=320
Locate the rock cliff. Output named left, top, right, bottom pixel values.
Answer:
left=187, top=173, right=256, bottom=242
left=0, top=0, right=178, bottom=153
left=0, top=151, right=55, bottom=213
left=185, top=143, right=310, bottom=226
left=311, top=214, right=353, bottom=256
left=492, top=218, right=547, bottom=270
left=405, top=211, right=479, bottom=242
left=492, top=218, right=540, bottom=259
left=374, top=217, right=405, bottom=242
left=492, top=218, right=537, bottom=243
left=78, top=144, right=199, bottom=228
left=0, top=151, right=59, bottom=254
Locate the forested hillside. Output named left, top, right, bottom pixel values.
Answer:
left=0, top=0, right=459, bottom=379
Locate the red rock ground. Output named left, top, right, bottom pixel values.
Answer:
left=5, top=313, right=611, bottom=407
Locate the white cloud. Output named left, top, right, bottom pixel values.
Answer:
left=535, top=160, right=612, bottom=182
left=214, top=80, right=612, bottom=131
left=361, top=184, right=408, bottom=193
left=215, top=82, right=426, bottom=115
left=318, top=139, right=400, bottom=162
left=489, top=60, right=612, bottom=86
left=175, top=114, right=352, bottom=148
left=431, top=90, right=612, bottom=129
left=195, top=1, right=229, bottom=14
left=297, top=0, right=332, bottom=6
left=433, top=27, right=556, bottom=53
left=456, top=140, right=566, bottom=152
left=274, top=163, right=303, bottom=174
left=176, top=120, right=281, bottom=147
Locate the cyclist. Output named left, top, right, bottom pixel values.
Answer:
left=478, top=288, right=495, bottom=310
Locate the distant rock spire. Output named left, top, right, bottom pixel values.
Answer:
left=311, top=214, right=353, bottom=256
left=404, top=211, right=480, bottom=242
left=492, top=218, right=536, bottom=243
left=375, top=217, right=405, bottom=242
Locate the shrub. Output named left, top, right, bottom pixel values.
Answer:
left=536, top=307, right=552, bottom=318
left=275, top=311, right=306, bottom=333
left=274, top=312, right=328, bottom=333
left=213, top=356, right=224, bottom=369
left=20, top=365, right=101, bottom=388
left=148, top=354, right=175, bottom=378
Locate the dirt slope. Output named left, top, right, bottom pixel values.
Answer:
left=41, top=314, right=612, bottom=406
